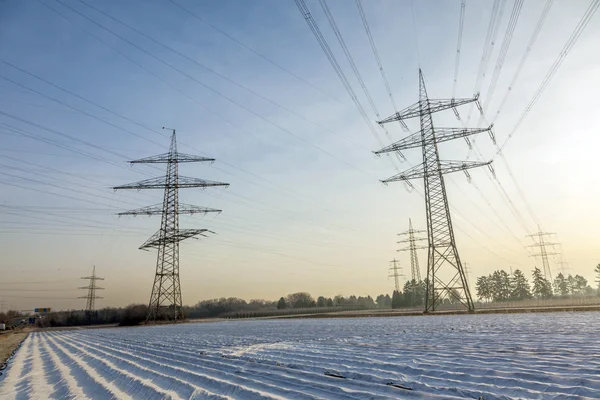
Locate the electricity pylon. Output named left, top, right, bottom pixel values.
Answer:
left=79, top=265, right=104, bottom=314
left=114, top=128, right=229, bottom=322
left=388, top=259, right=403, bottom=292
left=375, top=69, right=495, bottom=313
left=397, top=218, right=426, bottom=283
left=527, top=226, right=558, bottom=281
left=398, top=218, right=426, bottom=306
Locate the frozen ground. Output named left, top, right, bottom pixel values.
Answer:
left=0, top=312, right=598, bottom=399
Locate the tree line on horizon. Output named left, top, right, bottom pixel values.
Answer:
left=475, top=266, right=596, bottom=302
left=3, top=264, right=599, bottom=327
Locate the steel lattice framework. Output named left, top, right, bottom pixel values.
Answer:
left=388, top=259, right=403, bottom=292
left=527, top=226, right=558, bottom=281
left=78, top=265, right=104, bottom=314
left=398, top=218, right=426, bottom=283
left=376, top=70, right=494, bottom=313
left=114, top=129, right=229, bottom=322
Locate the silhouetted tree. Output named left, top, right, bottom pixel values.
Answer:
left=532, top=267, right=553, bottom=298
left=326, top=297, right=334, bottom=307
left=476, top=275, right=492, bottom=302
left=277, top=297, right=287, bottom=309
left=286, top=292, right=315, bottom=308
left=573, top=275, right=589, bottom=294
left=510, top=269, right=531, bottom=300
left=391, top=290, right=403, bottom=309
left=553, top=273, right=569, bottom=296
left=595, top=263, right=600, bottom=292
left=375, top=294, right=389, bottom=308
left=490, top=270, right=512, bottom=301
left=316, top=296, right=327, bottom=307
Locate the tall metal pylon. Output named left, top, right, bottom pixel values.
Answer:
left=78, top=265, right=104, bottom=314
left=527, top=225, right=558, bottom=281
left=114, top=128, right=229, bottom=322
left=388, top=259, right=403, bottom=292
left=375, top=69, right=495, bottom=313
left=397, top=218, right=426, bottom=283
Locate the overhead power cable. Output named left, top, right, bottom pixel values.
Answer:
left=355, top=0, right=409, bottom=133
left=466, top=0, right=507, bottom=122
left=51, top=0, right=376, bottom=180
left=452, top=0, right=467, bottom=98
left=497, top=0, right=600, bottom=154
left=479, top=0, right=524, bottom=117
left=166, top=0, right=347, bottom=106
left=492, top=0, right=555, bottom=121
left=293, top=0, right=404, bottom=164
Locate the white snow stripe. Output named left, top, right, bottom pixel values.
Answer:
left=52, top=334, right=185, bottom=400
left=39, top=333, right=88, bottom=399
left=45, top=334, right=132, bottom=400
left=57, top=334, right=231, bottom=400
left=0, top=334, right=31, bottom=399
left=29, top=333, right=56, bottom=398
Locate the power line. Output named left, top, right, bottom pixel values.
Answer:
left=316, top=0, right=407, bottom=159
left=452, top=0, right=467, bottom=99
left=492, top=0, right=555, bottom=121
left=293, top=0, right=400, bottom=164
left=355, top=0, right=410, bottom=133
left=479, top=0, right=525, bottom=117
left=466, top=0, right=507, bottom=123
left=497, top=0, right=600, bottom=153
left=166, top=0, right=347, bottom=106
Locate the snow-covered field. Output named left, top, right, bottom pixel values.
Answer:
left=1, top=312, right=598, bottom=399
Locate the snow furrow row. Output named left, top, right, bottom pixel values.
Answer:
left=1, top=313, right=599, bottom=399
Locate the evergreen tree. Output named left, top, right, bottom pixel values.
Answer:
left=391, top=290, right=403, bottom=309
left=510, top=269, right=531, bottom=300
left=553, top=273, right=569, bottom=296
left=476, top=275, right=492, bottom=302
left=276, top=297, right=287, bottom=309
left=566, top=275, right=577, bottom=294
left=491, top=270, right=512, bottom=301
left=595, top=263, right=600, bottom=291
left=574, top=275, right=588, bottom=294
left=532, top=267, right=553, bottom=298
left=326, top=298, right=334, bottom=307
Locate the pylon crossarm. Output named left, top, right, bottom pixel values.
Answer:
left=118, top=204, right=221, bottom=216
left=375, top=126, right=493, bottom=154
left=382, top=160, right=492, bottom=183
left=427, top=96, right=479, bottom=114
left=78, top=286, right=104, bottom=290
left=139, top=229, right=214, bottom=249
left=129, top=152, right=215, bottom=164
left=113, top=176, right=230, bottom=190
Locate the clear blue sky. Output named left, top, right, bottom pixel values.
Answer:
left=1, top=0, right=599, bottom=311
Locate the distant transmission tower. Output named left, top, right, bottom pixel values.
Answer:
left=388, top=259, right=403, bottom=292
left=527, top=226, right=558, bottom=281
left=397, top=218, right=426, bottom=283
left=114, top=128, right=229, bottom=322
left=78, top=265, right=104, bottom=314
left=375, top=69, right=495, bottom=313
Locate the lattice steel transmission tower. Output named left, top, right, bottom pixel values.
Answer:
left=375, top=69, right=495, bottom=313
left=79, top=266, right=104, bottom=314
left=114, top=128, right=229, bottom=322
left=527, top=226, right=558, bottom=281
left=397, top=218, right=426, bottom=283
left=388, top=259, right=403, bottom=292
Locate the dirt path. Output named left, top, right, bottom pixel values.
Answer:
left=0, top=332, right=28, bottom=364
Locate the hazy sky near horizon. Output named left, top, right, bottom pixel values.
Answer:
left=1, top=0, right=599, bottom=311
